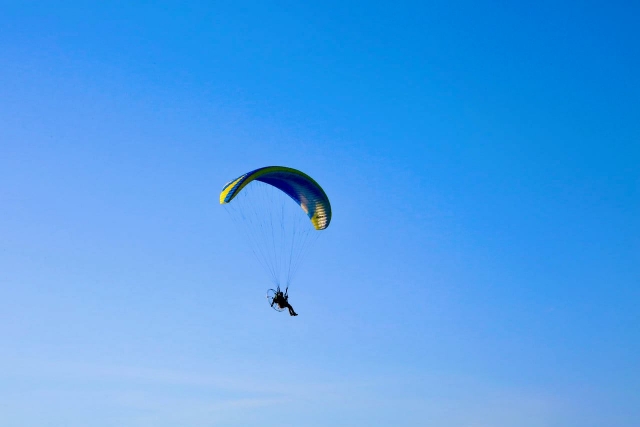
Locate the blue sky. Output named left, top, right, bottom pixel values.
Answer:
left=1, top=1, right=638, bottom=426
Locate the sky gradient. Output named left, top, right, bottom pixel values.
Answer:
left=1, top=2, right=639, bottom=426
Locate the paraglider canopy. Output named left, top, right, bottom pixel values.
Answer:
left=220, top=166, right=331, bottom=230
left=220, top=166, right=331, bottom=290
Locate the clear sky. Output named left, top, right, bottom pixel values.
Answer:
left=1, top=2, right=638, bottom=426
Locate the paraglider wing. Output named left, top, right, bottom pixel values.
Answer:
left=220, top=166, right=331, bottom=230
left=220, top=166, right=331, bottom=289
